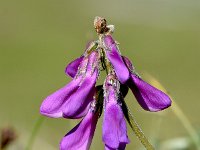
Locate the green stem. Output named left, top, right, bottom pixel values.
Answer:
left=25, top=116, right=45, bottom=150
left=121, top=98, right=154, bottom=150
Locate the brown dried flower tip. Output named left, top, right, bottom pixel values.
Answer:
left=0, top=127, right=17, bottom=149
left=94, top=16, right=109, bottom=34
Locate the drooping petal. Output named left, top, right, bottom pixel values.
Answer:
left=104, top=35, right=129, bottom=84
left=40, top=52, right=94, bottom=118
left=65, top=56, right=84, bottom=78
left=129, top=74, right=172, bottom=111
left=62, top=69, right=98, bottom=119
left=103, top=74, right=129, bottom=149
left=60, top=106, right=98, bottom=150
left=40, top=77, right=82, bottom=118
left=63, top=51, right=99, bottom=119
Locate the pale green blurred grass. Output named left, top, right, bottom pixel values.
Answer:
left=0, top=0, right=200, bottom=149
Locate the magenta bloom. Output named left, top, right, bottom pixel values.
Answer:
left=40, top=50, right=99, bottom=118
left=103, top=74, right=130, bottom=149
left=103, top=35, right=171, bottom=112
left=40, top=17, right=171, bottom=150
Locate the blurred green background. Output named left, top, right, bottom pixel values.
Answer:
left=0, top=0, right=200, bottom=149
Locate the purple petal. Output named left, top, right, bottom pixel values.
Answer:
left=40, top=77, right=82, bottom=118
left=105, top=145, right=113, bottom=150
left=122, top=56, right=135, bottom=71
left=85, top=50, right=99, bottom=72
left=102, top=101, right=129, bottom=149
left=63, top=51, right=99, bottom=119
left=65, top=56, right=84, bottom=78
left=105, top=143, right=126, bottom=150
left=103, top=75, right=129, bottom=149
left=62, top=69, right=98, bottom=119
left=104, top=35, right=129, bottom=84
left=60, top=108, right=98, bottom=150
left=129, top=74, right=172, bottom=111
left=64, top=40, right=98, bottom=78
left=64, top=40, right=97, bottom=78
left=103, top=103, right=129, bottom=149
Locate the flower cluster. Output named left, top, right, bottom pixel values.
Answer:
left=40, top=17, right=171, bottom=150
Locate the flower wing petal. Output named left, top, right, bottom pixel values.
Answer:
left=129, top=74, right=172, bottom=111
left=60, top=109, right=98, bottom=150
left=40, top=77, right=82, bottom=118
left=62, top=69, right=98, bottom=119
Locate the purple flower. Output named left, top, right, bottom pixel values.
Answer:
left=103, top=74, right=130, bottom=149
left=103, top=35, right=172, bottom=112
left=40, top=16, right=172, bottom=150
left=40, top=49, right=99, bottom=119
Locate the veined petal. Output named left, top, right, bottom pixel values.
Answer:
left=129, top=74, right=172, bottom=111
left=103, top=75, right=129, bottom=149
left=40, top=51, right=98, bottom=118
left=65, top=56, right=84, bottom=78
left=103, top=94, right=129, bottom=149
left=62, top=69, right=98, bottom=119
left=60, top=106, right=98, bottom=150
left=40, top=77, right=82, bottom=118
left=104, top=35, right=129, bottom=84
left=63, top=51, right=99, bottom=119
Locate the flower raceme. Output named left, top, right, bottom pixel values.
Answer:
left=40, top=16, right=171, bottom=150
